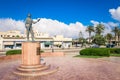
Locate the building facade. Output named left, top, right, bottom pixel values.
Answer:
left=0, top=30, right=72, bottom=50
left=0, top=30, right=24, bottom=38
left=53, top=35, right=72, bottom=48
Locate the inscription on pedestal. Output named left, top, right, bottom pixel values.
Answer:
left=37, top=47, right=40, bottom=55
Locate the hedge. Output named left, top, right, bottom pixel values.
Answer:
left=80, top=48, right=110, bottom=57
left=6, top=49, right=44, bottom=55
left=109, top=48, right=120, bottom=54
left=6, top=50, right=21, bottom=55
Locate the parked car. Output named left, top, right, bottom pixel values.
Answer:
left=106, top=43, right=115, bottom=48
left=90, top=44, right=99, bottom=48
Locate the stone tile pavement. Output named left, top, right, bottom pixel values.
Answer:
left=0, top=53, right=120, bottom=80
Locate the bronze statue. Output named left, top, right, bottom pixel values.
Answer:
left=25, top=13, right=40, bottom=41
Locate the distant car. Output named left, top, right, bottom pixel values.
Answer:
left=90, top=44, right=99, bottom=48
left=76, top=44, right=81, bottom=47
left=106, top=44, right=115, bottom=48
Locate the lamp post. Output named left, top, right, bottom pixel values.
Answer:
left=79, top=31, right=83, bottom=47
left=62, top=41, right=64, bottom=49
left=52, top=41, right=54, bottom=52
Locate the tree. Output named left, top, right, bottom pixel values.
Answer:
left=78, top=31, right=87, bottom=47
left=92, top=24, right=105, bottom=46
left=79, top=37, right=87, bottom=47
left=112, top=26, right=119, bottom=45
left=95, top=24, right=104, bottom=35
left=86, top=25, right=94, bottom=44
left=117, top=29, right=120, bottom=45
left=105, top=33, right=113, bottom=44
left=16, top=35, right=20, bottom=38
left=92, top=34, right=106, bottom=46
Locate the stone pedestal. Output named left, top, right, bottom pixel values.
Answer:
left=13, top=42, right=58, bottom=76
left=22, top=42, right=40, bottom=65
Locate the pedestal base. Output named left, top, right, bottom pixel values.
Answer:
left=13, top=42, right=58, bottom=76
left=13, top=63, right=58, bottom=76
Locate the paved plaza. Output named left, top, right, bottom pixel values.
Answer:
left=0, top=52, right=120, bottom=80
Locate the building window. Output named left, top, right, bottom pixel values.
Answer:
left=7, top=35, right=10, bottom=37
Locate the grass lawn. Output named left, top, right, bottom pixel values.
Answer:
left=74, top=55, right=105, bottom=58
left=110, top=54, right=120, bottom=57
left=74, top=54, right=120, bottom=58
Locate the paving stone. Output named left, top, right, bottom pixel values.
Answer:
left=0, top=55, right=120, bottom=80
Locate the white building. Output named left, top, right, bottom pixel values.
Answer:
left=0, top=30, right=72, bottom=50
left=53, top=35, right=72, bottom=48
left=34, top=30, right=49, bottom=38
left=0, top=30, right=24, bottom=38
left=0, top=36, right=3, bottom=50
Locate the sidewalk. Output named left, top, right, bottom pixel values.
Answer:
left=0, top=52, right=120, bottom=80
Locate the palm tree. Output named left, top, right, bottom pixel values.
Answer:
left=95, top=24, right=104, bottom=35
left=117, top=29, right=120, bottom=45
left=86, top=25, right=94, bottom=44
left=112, top=26, right=119, bottom=45
left=105, top=33, right=113, bottom=44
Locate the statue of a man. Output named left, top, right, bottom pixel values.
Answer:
left=25, top=13, right=40, bottom=41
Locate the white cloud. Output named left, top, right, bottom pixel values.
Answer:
left=0, top=18, right=25, bottom=33
left=109, top=6, right=120, bottom=21
left=33, top=18, right=88, bottom=38
left=0, top=18, right=119, bottom=39
left=90, top=20, right=99, bottom=27
left=107, top=22, right=119, bottom=27
left=0, top=18, right=88, bottom=38
left=90, top=20, right=119, bottom=36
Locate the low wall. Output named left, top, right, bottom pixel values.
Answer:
left=0, top=55, right=21, bottom=62
left=0, top=52, right=64, bottom=61
left=41, top=52, right=65, bottom=57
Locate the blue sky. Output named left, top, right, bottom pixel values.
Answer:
left=0, top=0, right=119, bottom=25
left=0, top=0, right=120, bottom=38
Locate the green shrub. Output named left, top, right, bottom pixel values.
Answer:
left=6, top=49, right=44, bottom=55
left=40, top=50, right=44, bottom=53
left=109, top=48, right=120, bottom=54
left=6, top=50, right=21, bottom=55
left=80, top=48, right=110, bottom=57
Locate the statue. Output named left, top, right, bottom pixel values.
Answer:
left=25, top=13, right=40, bottom=41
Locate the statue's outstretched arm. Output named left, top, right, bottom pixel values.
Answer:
left=32, top=18, right=41, bottom=24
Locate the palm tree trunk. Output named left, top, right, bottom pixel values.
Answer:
left=118, top=35, right=120, bottom=46
left=89, top=32, right=90, bottom=44
left=115, top=34, right=117, bottom=46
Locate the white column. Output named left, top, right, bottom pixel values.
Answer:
left=13, top=41, right=16, bottom=49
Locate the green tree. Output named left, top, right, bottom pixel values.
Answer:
left=95, top=24, right=104, bottom=35
left=117, top=29, right=120, bottom=45
left=16, top=35, right=20, bottom=38
left=86, top=25, right=94, bottom=44
left=92, top=24, right=105, bottom=46
left=92, top=34, right=106, bottom=46
left=112, top=26, right=119, bottom=45
left=79, top=38, right=87, bottom=47
left=105, top=33, right=113, bottom=44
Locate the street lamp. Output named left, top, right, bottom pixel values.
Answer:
left=52, top=41, right=54, bottom=52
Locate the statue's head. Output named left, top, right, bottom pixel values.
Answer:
left=27, top=13, right=31, bottom=18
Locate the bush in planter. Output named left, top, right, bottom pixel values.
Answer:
left=6, top=50, right=21, bottom=55
left=40, top=50, right=44, bottom=53
left=6, top=49, right=44, bottom=55
left=109, top=48, right=120, bottom=54
left=80, top=48, right=110, bottom=57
